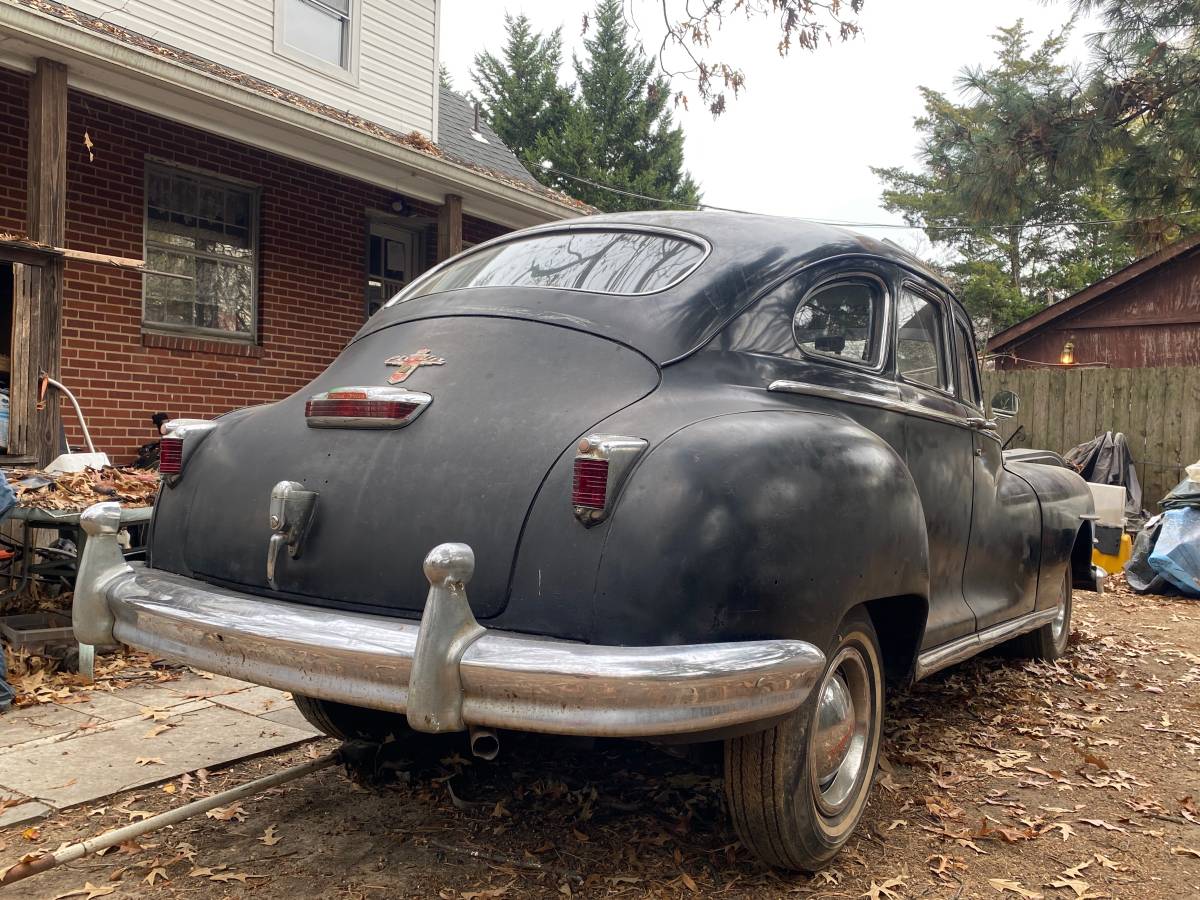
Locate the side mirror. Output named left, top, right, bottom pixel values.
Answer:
left=990, top=389, right=1019, bottom=419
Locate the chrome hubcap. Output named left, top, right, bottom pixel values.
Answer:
left=1051, top=577, right=1070, bottom=643
left=810, top=647, right=872, bottom=817
left=813, top=674, right=854, bottom=784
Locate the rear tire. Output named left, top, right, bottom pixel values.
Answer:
left=724, top=608, right=884, bottom=871
left=1007, top=567, right=1072, bottom=661
left=293, top=694, right=414, bottom=742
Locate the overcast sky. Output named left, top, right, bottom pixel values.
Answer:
left=440, top=1, right=1099, bottom=253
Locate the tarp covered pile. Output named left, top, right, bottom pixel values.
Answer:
left=1125, top=459, right=1200, bottom=597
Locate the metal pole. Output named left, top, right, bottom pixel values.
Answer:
left=0, top=752, right=338, bottom=888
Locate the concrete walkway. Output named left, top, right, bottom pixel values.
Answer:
left=0, top=671, right=317, bottom=826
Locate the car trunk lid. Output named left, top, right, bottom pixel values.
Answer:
left=179, top=316, right=659, bottom=618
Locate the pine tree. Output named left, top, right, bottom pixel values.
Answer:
left=873, top=23, right=1136, bottom=332
left=470, top=15, right=573, bottom=182
left=539, top=0, right=700, bottom=211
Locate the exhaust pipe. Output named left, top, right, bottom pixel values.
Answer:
left=468, top=726, right=500, bottom=761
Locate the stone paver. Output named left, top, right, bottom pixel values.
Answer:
left=160, top=671, right=256, bottom=700
left=0, top=703, right=96, bottom=750
left=209, top=684, right=292, bottom=716
left=54, top=691, right=146, bottom=723
left=0, top=699, right=313, bottom=809
left=0, top=798, right=53, bottom=827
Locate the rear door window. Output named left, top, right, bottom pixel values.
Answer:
left=896, top=289, right=948, bottom=389
left=953, top=317, right=982, bottom=407
left=394, top=229, right=706, bottom=301
left=792, top=278, right=884, bottom=367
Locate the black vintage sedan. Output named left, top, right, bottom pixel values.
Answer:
left=75, top=212, right=1098, bottom=870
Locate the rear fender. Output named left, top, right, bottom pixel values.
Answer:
left=589, top=410, right=930, bottom=649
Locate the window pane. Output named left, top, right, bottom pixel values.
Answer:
left=793, top=281, right=879, bottom=364
left=955, top=321, right=980, bottom=404
left=403, top=231, right=705, bottom=300
left=144, top=166, right=257, bottom=339
left=897, top=291, right=945, bottom=387
left=284, top=0, right=348, bottom=66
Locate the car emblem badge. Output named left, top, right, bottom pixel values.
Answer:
left=385, top=348, right=445, bottom=384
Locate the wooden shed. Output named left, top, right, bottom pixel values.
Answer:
left=986, top=234, right=1200, bottom=370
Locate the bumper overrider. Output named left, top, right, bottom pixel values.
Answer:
left=74, top=502, right=826, bottom=739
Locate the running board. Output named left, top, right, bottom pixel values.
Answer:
left=914, top=607, right=1060, bottom=681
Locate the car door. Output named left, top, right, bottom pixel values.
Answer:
left=892, top=282, right=978, bottom=648
left=953, top=312, right=1042, bottom=629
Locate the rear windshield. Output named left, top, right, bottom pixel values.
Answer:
left=391, top=229, right=706, bottom=302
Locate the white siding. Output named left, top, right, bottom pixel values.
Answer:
left=64, top=0, right=437, bottom=137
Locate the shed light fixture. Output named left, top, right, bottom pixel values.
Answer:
left=1059, top=339, right=1076, bottom=366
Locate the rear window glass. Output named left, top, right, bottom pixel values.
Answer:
left=393, top=230, right=706, bottom=301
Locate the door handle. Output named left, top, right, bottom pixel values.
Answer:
left=966, top=416, right=998, bottom=431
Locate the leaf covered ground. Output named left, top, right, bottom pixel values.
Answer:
left=3, top=584, right=1198, bottom=899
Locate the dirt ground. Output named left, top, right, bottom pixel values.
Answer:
left=3, top=582, right=1198, bottom=900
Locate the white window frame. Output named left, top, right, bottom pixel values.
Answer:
left=273, top=0, right=361, bottom=85
left=142, top=161, right=261, bottom=343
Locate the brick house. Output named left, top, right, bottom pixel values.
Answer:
left=0, top=0, right=584, bottom=465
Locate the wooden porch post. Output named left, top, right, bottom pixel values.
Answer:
left=12, top=58, right=67, bottom=465
left=436, top=193, right=463, bottom=262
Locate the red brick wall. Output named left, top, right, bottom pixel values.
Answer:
left=0, top=64, right=510, bottom=461
left=0, top=68, right=28, bottom=233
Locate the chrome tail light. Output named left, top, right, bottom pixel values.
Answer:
left=572, top=434, right=648, bottom=526
left=160, top=419, right=217, bottom=482
left=305, top=387, right=432, bottom=429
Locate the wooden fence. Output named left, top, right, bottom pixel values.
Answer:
left=982, top=366, right=1200, bottom=510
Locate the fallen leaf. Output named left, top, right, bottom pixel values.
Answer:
left=679, top=872, right=698, bottom=893
left=161, top=783, right=176, bottom=794
left=1077, top=818, right=1125, bottom=833
left=143, top=867, right=169, bottom=885
left=134, top=757, right=164, bottom=767
left=1040, top=822, right=1075, bottom=841
left=259, top=825, right=281, bottom=846
left=205, top=803, right=246, bottom=823
left=1047, top=879, right=1094, bottom=899
left=1170, top=846, right=1200, bottom=859
left=862, top=876, right=905, bottom=900
left=21, top=826, right=40, bottom=841
left=52, top=884, right=116, bottom=900
left=143, top=724, right=171, bottom=739
left=989, top=878, right=1042, bottom=898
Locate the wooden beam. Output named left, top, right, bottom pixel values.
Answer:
left=436, top=193, right=463, bottom=262
left=12, top=58, right=68, bottom=465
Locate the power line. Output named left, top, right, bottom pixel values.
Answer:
left=539, top=163, right=1197, bottom=233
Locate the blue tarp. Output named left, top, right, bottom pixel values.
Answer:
left=1148, top=507, right=1200, bottom=597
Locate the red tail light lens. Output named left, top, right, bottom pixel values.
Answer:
left=305, top=398, right=420, bottom=419
left=159, top=436, right=183, bottom=474
left=305, top=388, right=432, bottom=429
left=572, top=458, right=609, bottom=509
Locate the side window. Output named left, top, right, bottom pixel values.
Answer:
left=953, top=318, right=982, bottom=407
left=896, top=289, right=947, bottom=388
left=792, top=278, right=884, bottom=367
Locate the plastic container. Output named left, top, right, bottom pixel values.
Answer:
left=0, top=612, right=75, bottom=650
left=1087, top=482, right=1126, bottom=527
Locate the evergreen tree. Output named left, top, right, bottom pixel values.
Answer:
left=536, top=0, right=700, bottom=211
left=470, top=15, right=573, bottom=181
left=873, top=23, right=1136, bottom=332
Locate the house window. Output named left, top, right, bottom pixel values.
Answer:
left=143, top=164, right=259, bottom=340
left=277, top=0, right=354, bottom=73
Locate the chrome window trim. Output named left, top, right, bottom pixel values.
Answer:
left=789, top=271, right=892, bottom=375
left=768, top=379, right=995, bottom=435
left=383, top=224, right=712, bottom=307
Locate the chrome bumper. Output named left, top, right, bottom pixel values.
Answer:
left=74, top=503, right=825, bottom=738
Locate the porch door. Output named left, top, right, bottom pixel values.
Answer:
left=366, top=223, right=421, bottom=318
